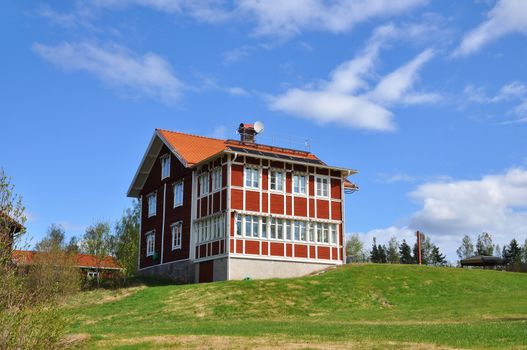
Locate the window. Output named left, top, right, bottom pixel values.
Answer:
left=173, top=180, right=184, bottom=207
left=244, top=215, right=259, bottom=237
left=146, top=231, right=155, bottom=257
left=293, top=221, right=300, bottom=241
left=316, top=223, right=322, bottom=243
left=261, top=217, right=268, bottom=238
left=285, top=220, right=292, bottom=240
left=199, top=173, right=209, bottom=196
left=161, top=154, right=170, bottom=179
left=299, top=221, right=306, bottom=241
left=171, top=221, right=182, bottom=250
left=236, top=215, right=242, bottom=236
left=270, top=170, right=284, bottom=191
left=331, top=224, right=338, bottom=244
left=316, top=176, right=329, bottom=197
left=212, top=168, right=222, bottom=191
left=244, top=167, right=259, bottom=189
left=308, top=223, right=315, bottom=242
left=147, top=192, right=157, bottom=217
left=293, top=174, right=307, bottom=194
left=322, top=223, right=329, bottom=243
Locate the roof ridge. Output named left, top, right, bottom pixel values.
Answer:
left=156, top=128, right=227, bottom=143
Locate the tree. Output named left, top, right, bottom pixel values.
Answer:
left=413, top=232, right=432, bottom=265
left=399, top=240, right=413, bottom=264
left=494, top=244, right=501, bottom=258
left=346, top=234, right=365, bottom=262
left=82, top=221, right=113, bottom=287
left=0, top=168, right=26, bottom=265
left=114, top=201, right=140, bottom=280
left=476, top=232, right=494, bottom=256
left=35, top=224, right=66, bottom=252
left=523, top=239, right=527, bottom=264
left=65, top=236, right=80, bottom=254
left=503, top=239, right=522, bottom=265
left=430, top=245, right=446, bottom=266
left=456, top=235, right=474, bottom=261
left=377, top=244, right=387, bottom=263
left=370, top=238, right=379, bottom=263
left=386, top=237, right=400, bottom=264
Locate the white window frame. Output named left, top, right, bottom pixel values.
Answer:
left=147, top=192, right=157, bottom=217
left=212, top=167, right=222, bottom=192
left=199, top=172, right=209, bottom=196
left=173, top=180, right=184, bottom=208
left=293, top=173, right=307, bottom=195
left=269, top=169, right=285, bottom=192
left=315, top=176, right=330, bottom=198
left=146, top=231, right=155, bottom=257
left=244, top=166, right=260, bottom=190
left=171, top=221, right=182, bottom=250
left=161, top=154, right=171, bottom=180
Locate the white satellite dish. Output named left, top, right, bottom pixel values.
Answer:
left=254, top=121, right=265, bottom=134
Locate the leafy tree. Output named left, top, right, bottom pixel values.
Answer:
left=377, top=244, right=387, bottom=263
left=82, top=221, right=113, bottom=287
left=0, top=168, right=26, bottom=265
left=346, top=234, right=366, bottom=262
left=494, top=244, right=501, bottom=258
left=65, top=236, right=80, bottom=254
left=456, top=235, right=474, bottom=261
left=476, top=232, right=494, bottom=256
left=35, top=224, right=66, bottom=252
left=386, top=237, right=400, bottom=264
left=114, top=201, right=140, bottom=280
left=413, top=232, right=432, bottom=265
left=370, top=238, right=379, bottom=263
left=399, top=240, right=413, bottom=264
left=430, top=245, right=446, bottom=266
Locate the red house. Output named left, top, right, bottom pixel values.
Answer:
left=127, top=123, right=357, bottom=283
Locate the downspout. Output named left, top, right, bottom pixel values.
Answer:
left=160, top=183, right=167, bottom=264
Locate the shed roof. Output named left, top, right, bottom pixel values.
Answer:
left=12, top=250, right=121, bottom=270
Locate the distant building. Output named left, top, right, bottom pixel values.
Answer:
left=127, top=123, right=358, bottom=283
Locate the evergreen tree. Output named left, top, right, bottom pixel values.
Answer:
left=370, top=238, right=379, bottom=263
left=456, top=235, right=474, bottom=261
left=523, top=239, right=527, bottom=264
left=346, top=234, right=365, bottom=262
left=430, top=245, right=446, bottom=266
left=503, top=239, right=522, bottom=264
left=378, top=244, right=387, bottom=263
left=386, top=237, right=400, bottom=264
left=476, top=232, right=494, bottom=256
left=399, top=240, right=413, bottom=264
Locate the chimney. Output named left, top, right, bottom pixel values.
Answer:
left=238, top=123, right=257, bottom=143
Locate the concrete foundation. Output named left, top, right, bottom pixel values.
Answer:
left=139, top=260, right=195, bottom=284
left=228, top=257, right=337, bottom=280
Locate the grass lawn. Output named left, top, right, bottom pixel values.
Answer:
left=64, top=264, right=527, bottom=349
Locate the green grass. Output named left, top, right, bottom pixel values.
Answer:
left=65, top=264, right=527, bottom=349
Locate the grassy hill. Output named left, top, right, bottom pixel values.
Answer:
left=65, top=264, right=527, bottom=349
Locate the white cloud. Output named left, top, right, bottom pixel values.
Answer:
left=33, top=41, right=184, bottom=104
left=352, top=167, right=527, bottom=261
left=269, top=25, right=438, bottom=131
left=453, top=0, right=527, bottom=57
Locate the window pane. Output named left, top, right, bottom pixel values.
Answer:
left=261, top=217, right=267, bottom=238
left=294, top=221, right=300, bottom=240
left=270, top=218, right=276, bottom=239
left=236, top=216, right=242, bottom=236
left=245, top=216, right=251, bottom=237
left=286, top=221, right=291, bottom=240
left=277, top=219, right=283, bottom=239
left=300, top=221, right=306, bottom=241
left=252, top=216, right=259, bottom=237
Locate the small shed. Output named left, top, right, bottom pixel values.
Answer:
left=460, top=255, right=506, bottom=267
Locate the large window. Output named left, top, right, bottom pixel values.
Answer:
left=146, top=231, right=155, bottom=257
left=196, top=215, right=225, bottom=244
left=161, top=154, right=170, bottom=179
left=147, top=192, right=157, bottom=217
left=315, top=176, right=329, bottom=198
left=199, top=173, right=209, bottom=196
left=212, top=167, right=222, bottom=191
left=293, top=174, right=307, bottom=194
left=171, top=221, right=182, bottom=250
left=173, top=180, right=183, bottom=207
left=244, top=167, right=259, bottom=189
left=270, top=170, right=284, bottom=192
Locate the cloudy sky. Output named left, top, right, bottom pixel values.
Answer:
left=1, top=0, right=527, bottom=260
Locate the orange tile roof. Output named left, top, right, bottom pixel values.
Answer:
left=157, top=129, right=323, bottom=166
left=12, top=250, right=121, bottom=270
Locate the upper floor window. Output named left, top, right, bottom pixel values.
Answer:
left=293, top=174, right=307, bottom=195
left=244, top=167, right=259, bottom=189
left=199, top=173, right=209, bottom=196
left=147, top=192, right=157, bottom=217
left=161, top=154, right=170, bottom=179
left=146, top=231, right=155, bottom=257
left=315, top=176, right=329, bottom=198
left=269, top=170, right=284, bottom=192
left=171, top=221, right=182, bottom=250
left=173, top=180, right=184, bottom=207
left=212, top=167, right=222, bottom=192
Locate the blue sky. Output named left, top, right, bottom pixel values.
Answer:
left=1, top=0, right=527, bottom=260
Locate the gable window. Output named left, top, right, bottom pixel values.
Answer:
left=171, top=221, right=182, bottom=250
left=147, top=192, right=157, bottom=217
left=146, top=231, right=155, bottom=257
left=244, top=167, right=259, bottom=189
left=212, top=167, right=222, bottom=191
left=199, top=173, right=209, bottom=196
left=293, top=174, right=307, bottom=194
left=269, top=170, right=284, bottom=192
left=173, top=180, right=184, bottom=207
left=161, top=154, right=170, bottom=179
left=315, top=176, right=329, bottom=198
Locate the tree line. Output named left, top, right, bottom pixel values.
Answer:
left=346, top=232, right=447, bottom=266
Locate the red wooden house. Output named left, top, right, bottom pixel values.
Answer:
left=127, top=123, right=357, bottom=283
